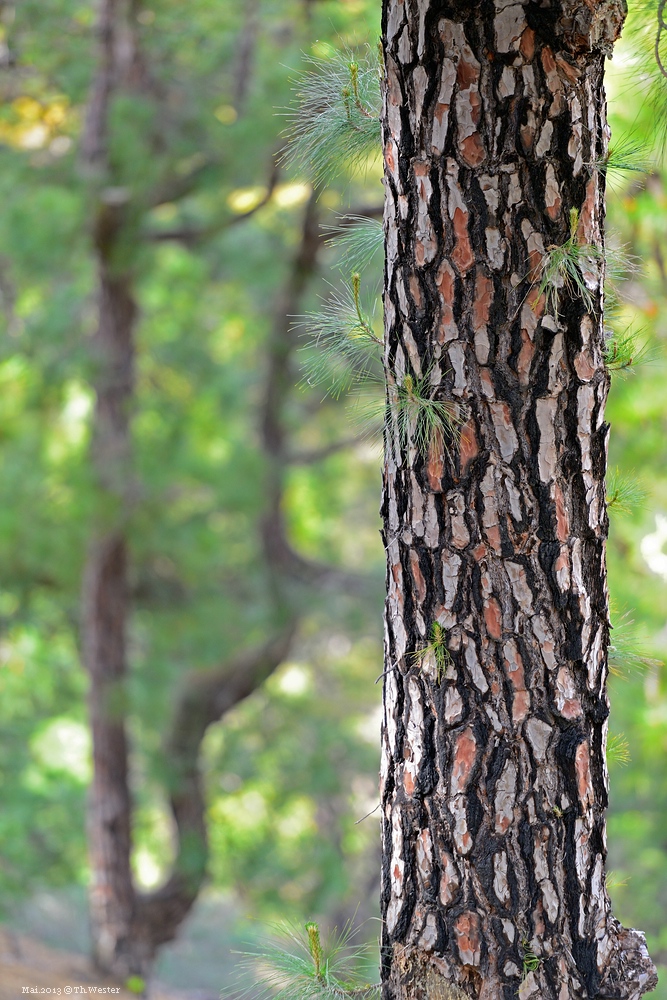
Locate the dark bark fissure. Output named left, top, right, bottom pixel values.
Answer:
left=379, top=2, right=656, bottom=999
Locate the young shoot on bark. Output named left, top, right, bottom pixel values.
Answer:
left=603, top=326, right=654, bottom=375
left=387, top=372, right=461, bottom=460
left=520, top=940, right=541, bottom=981
left=608, top=610, right=659, bottom=677
left=606, top=870, right=631, bottom=890
left=607, top=733, right=632, bottom=768
left=353, top=368, right=461, bottom=459
left=297, top=273, right=382, bottom=398
left=412, top=622, right=452, bottom=684
left=238, top=920, right=380, bottom=1000
left=606, top=468, right=648, bottom=515
left=536, top=208, right=603, bottom=315
left=284, top=48, right=381, bottom=186
left=587, top=133, right=655, bottom=175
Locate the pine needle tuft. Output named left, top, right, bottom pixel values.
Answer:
left=284, top=48, right=382, bottom=186
left=326, top=216, right=384, bottom=275
left=603, top=327, right=655, bottom=376
left=535, top=209, right=603, bottom=315
left=606, top=468, right=648, bottom=515
left=296, top=276, right=382, bottom=398
left=413, top=622, right=452, bottom=683
left=587, top=134, right=654, bottom=175
left=237, top=920, right=380, bottom=1000
left=608, top=611, right=660, bottom=678
left=606, top=870, right=630, bottom=890
left=388, top=371, right=461, bottom=459
left=607, top=733, right=631, bottom=768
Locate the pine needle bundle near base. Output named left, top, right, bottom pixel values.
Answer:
left=238, top=921, right=380, bottom=1000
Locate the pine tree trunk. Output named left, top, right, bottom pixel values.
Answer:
left=83, top=195, right=138, bottom=977
left=379, top=2, right=658, bottom=998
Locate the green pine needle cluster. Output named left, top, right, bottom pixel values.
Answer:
left=298, top=273, right=382, bottom=398
left=414, top=622, right=452, bottom=683
left=327, top=216, right=384, bottom=275
left=603, top=326, right=654, bottom=375
left=284, top=48, right=382, bottom=186
left=353, top=369, right=461, bottom=460
left=608, top=611, right=659, bottom=678
left=588, top=134, right=654, bottom=175
left=387, top=371, right=461, bottom=458
left=239, top=921, right=379, bottom=1000
left=605, top=870, right=630, bottom=890
left=607, top=733, right=631, bottom=767
left=606, top=468, right=648, bottom=514
left=536, top=209, right=603, bottom=315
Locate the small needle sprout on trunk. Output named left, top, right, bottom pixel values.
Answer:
left=603, top=327, right=654, bottom=375
left=413, top=622, right=452, bottom=684
left=284, top=48, right=381, bottom=186
left=297, top=275, right=381, bottom=398
left=606, top=468, right=648, bottom=515
left=608, top=611, right=659, bottom=677
left=239, top=921, right=380, bottom=1000
left=536, top=208, right=603, bottom=315
left=607, top=733, right=631, bottom=767
left=390, top=372, right=461, bottom=459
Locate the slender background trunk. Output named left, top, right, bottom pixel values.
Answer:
left=84, top=198, right=137, bottom=977
left=80, top=0, right=137, bottom=975
left=79, top=4, right=322, bottom=972
left=379, top=2, right=657, bottom=998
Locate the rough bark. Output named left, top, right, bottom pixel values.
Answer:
left=379, top=2, right=657, bottom=999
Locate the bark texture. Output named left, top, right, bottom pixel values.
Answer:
left=379, top=2, right=657, bottom=998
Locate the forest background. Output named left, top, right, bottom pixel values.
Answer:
left=0, top=0, right=666, bottom=996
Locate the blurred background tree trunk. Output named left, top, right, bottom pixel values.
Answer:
left=80, top=0, right=139, bottom=977
left=78, top=4, right=331, bottom=979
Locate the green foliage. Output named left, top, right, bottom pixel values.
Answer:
left=124, top=976, right=146, bottom=995
left=606, top=468, right=648, bottom=515
left=327, top=217, right=384, bottom=276
left=608, top=612, right=659, bottom=678
left=536, top=208, right=603, bottom=314
left=355, top=370, right=461, bottom=460
left=298, top=274, right=382, bottom=398
left=284, top=48, right=382, bottom=186
left=604, top=327, right=654, bottom=375
left=387, top=371, right=461, bottom=459
left=520, top=940, right=541, bottom=980
left=239, top=920, right=379, bottom=1000
left=414, top=622, right=451, bottom=683
left=205, top=629, right=382, bottom=920
left=0, top=0, right=386, bottom=932
left=607, top=733, right=632, bottom=768
left=589, top=134, right=655, bottom=175
left=606, top=870, right=630, bottom=890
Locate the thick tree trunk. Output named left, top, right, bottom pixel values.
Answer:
left=379, top=2, right=657, bottom=999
